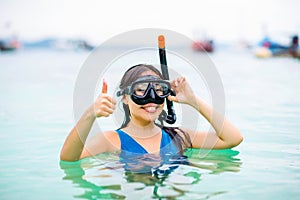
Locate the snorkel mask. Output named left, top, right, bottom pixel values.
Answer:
left=117, top=75, right=172, bottom=105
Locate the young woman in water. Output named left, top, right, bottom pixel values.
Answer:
left=60, top=64, right=243, bottom=161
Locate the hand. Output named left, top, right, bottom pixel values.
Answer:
left=93, top=79, right=116, bottom=118
left=168, top=77, right=197, bottom=106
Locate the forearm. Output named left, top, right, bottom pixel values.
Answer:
left=60, top=106, right=96, bottom=161
left=191, top=96, right=243, bottom=147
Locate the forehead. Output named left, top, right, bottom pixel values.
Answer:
left=140, top=70, right=160, bottom=77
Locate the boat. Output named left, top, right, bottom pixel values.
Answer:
left=52, top=39, right=94, bottom=51
left=192, top=40, right=214, bottom=52
left=0, top=22, right=21, bottom=52
left=254, top=35, right=299, bottom=59
left=0, top=37, right=21, bottom=51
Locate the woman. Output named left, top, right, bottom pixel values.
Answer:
left=60, top=64, right=243, bottom=161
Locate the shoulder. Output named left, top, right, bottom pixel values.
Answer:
left=179, top=127, right=221, bottom=148
left=103, top=130, right=120, bottom=140
left=103, top=130, right=121, bottom=151
left=80, top=130, right=120, bottom=159
left=179, top=126, right=207, bottom=139
left=87, top=130, right=121, bottom=151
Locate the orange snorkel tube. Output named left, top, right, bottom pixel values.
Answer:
left=158, top=35, right=176, bottom=124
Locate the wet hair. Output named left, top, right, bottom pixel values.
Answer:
left=118, top=64, right=192, bottom=154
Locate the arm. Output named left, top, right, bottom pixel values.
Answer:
left=60, top=106, right=96, bottom=161
left=60, top=80, right=116, bottom=161
left=168, top=77, right=243, bottom=149
left=183, top=96, right=243, bottom=149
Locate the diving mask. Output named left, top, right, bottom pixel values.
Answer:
left=117, top=75, right=173, bottom=105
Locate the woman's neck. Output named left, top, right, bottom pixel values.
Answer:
left=123, top=120, right=161, bottom=139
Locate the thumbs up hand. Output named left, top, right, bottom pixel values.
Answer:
left=93, top=79, right=116, bottom=118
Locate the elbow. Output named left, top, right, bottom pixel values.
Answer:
left=60, top=152, right=80, bottom=162
left=60, top=155, right=79, bottom=162
left=60, top=154, right=72, bottom=162
left=235, top=135, right=243, bottom=147
left=230, top=132, right=243, bottom=148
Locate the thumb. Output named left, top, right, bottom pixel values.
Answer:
left=102, top=79, right=108, bottom=93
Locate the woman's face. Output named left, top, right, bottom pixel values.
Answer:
left=123, top=70, right=165, bottom=125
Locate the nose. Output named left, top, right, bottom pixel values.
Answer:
left=149, top=88, right=156, bottom=99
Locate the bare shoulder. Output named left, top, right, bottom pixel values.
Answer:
left=103, top=130, right=120, bottom=139
left=82, top=130, right=120, bottom=158
left=178, top=127, right=198, bottom=136
left=179, top=126, right=213, bottom=148
left=102, top=130, right=121, bottom=151
left=180, top=126, right=212, bottom=136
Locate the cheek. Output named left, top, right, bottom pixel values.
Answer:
left=155, top=104, right=165, bottom=115
left=159, top=103, right=165, bottom=109
left=159, top=104, right=164, bottom=110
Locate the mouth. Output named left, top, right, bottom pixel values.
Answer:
left=141, top=104, right=160, bottom=113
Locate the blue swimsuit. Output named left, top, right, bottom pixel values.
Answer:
left=116, top=129, right=178, bottom=155
left=116, top=129, right=189, bottom=174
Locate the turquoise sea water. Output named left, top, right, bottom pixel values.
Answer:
left=0, top=48, right=299, bottom=199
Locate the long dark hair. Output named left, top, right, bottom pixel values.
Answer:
left=118, top=64, right=191, bottom=154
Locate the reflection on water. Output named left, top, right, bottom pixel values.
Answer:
left=185, top=148, right=242, bottom=174
left=60, top=149, right=242, bottom=199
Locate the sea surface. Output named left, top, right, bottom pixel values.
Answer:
left=0, top=47, right=299, bottom=199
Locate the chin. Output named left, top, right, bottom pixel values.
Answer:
left=140, top=110, right=163, bottom=123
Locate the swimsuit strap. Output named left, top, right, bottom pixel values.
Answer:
left=116, top=129, right=177, bottom=154
left=116, top=129, right=148, bottom=154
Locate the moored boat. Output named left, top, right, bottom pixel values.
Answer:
left=192, top=40, right=214, bottom=53
left=254, top=35, right=299, bottom=59
left=0, top=38, right=21, bottom=51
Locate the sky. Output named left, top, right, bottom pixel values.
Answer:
left=0, top=0, right=299, bottom=44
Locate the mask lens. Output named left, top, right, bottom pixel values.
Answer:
left=153, top=82, right=169, bottom=96
left=133, top=82, right=148, bottom=96
left=132, top=82, right=170, bottom=97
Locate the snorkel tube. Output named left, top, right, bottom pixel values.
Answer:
left=158, top=35, right=176, bottom=124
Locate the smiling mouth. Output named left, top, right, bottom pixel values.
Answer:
left=141, top=105, right=159, bottom=113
